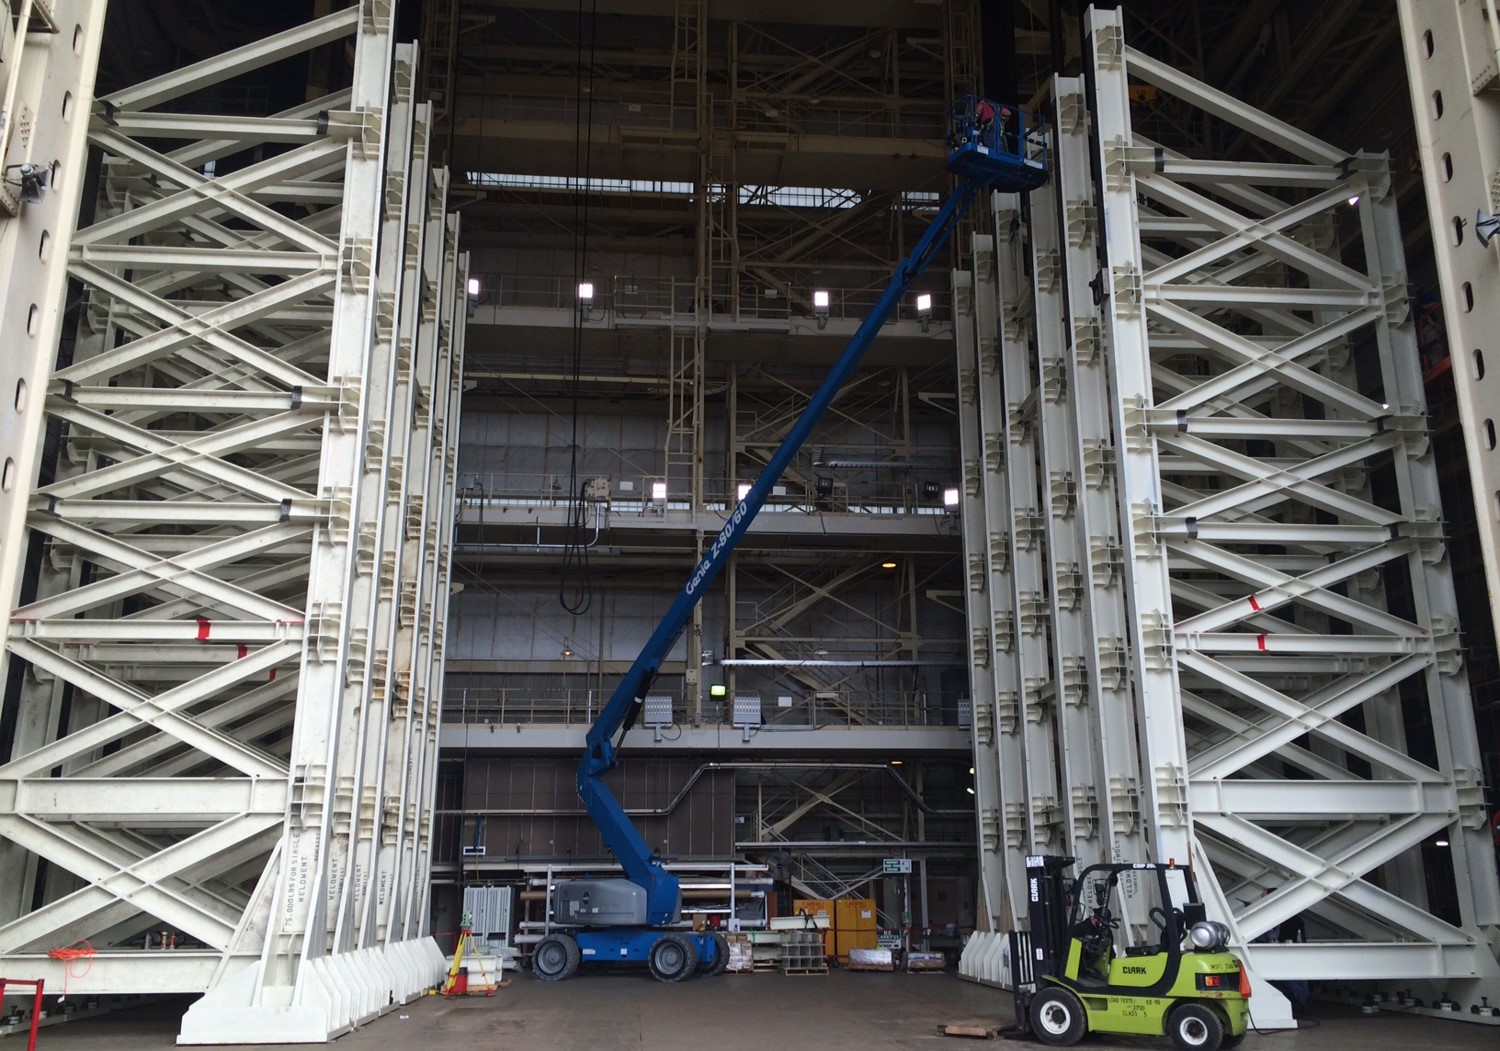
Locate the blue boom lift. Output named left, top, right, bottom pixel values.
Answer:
left=530, top=97, right=1048, bottom=982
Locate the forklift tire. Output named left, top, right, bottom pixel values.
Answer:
left=1168, top=1003, right=1225, bottom=1051
left=699, top=932, right=731, bottom=976
left=532, top=933, right=581, bottom=981
left=1029, top=986, right=1087, bottom=1046
left=649, top=932, right=700, bottom=982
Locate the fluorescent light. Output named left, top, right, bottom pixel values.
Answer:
left=965, top=786, right=976, bottom=796
left=1435, top=839, right=1450, bottom=847
left=915, top=293, right=932, bottom=313
left=1347, top=194, right=1360, bottom=206
left=812, top=290, right=830, bottom=310
left=737, top=483, right=752, bottom=501
left=577, top=281, right=595, bottom=302
left=710, top=684, right=727, bottom=697
left=651, top=481, right=667, bottom=502
left=881, top=561, right=897, bottom=569
left=466, top=277, right=480, bottom=296
left=942, top=487, right=960, bottom=508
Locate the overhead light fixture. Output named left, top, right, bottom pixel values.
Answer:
left=813, top=289, right=830, bottom=330
left=1346, top=194, right=1360, bottom=207
left=737, top=483, right=752, bottom=502
left=1435, top=839, right=1450, bottom=848
left=965, top=786, right=976, bottom=796
left=561, top=642, right=574, bottom=658
left=710, top=684, right=728, bottom=698
left=916, top=292, right=932, bottom=333
left=578, top=281, right=595, bottom=320
left=651, top=480, right=668, bottom=503
left=466, top=276, right=480, bottom=297
left=890, top=759, right=904, bottom=766
left=881, top=561, right=897, bottom=569
left=942, top=487, right=961, bottom=508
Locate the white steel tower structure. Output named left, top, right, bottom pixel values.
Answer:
left=959, top=4, right=1500, bottom=1028
left=0, top=2, right=466, bottom=1042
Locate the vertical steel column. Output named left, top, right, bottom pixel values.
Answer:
left=0, top=0, right=104, bottom=926
left=954, top=244, right=1027, bottom=932
left=1396, top=0, right=1500, bottom=652
left=1081, top=3, right=1500, bottom=1019
left=395, top=169, right=459, bottom=943
left=989, top=199, right=1065, bottom=859
left=1027, top=77, right=1155, bottom=923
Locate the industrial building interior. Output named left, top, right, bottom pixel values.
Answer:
left=0, top=0, right=1498, bottom=1046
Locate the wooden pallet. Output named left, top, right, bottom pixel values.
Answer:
left=845, top=961, right=895, bottom=972
left=937, top=1023, right=998, bottom=1039
left=779, top=965, right=829, bottom=975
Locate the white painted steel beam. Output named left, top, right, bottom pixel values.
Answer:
left=1396, top=3, right=1500, bottom=634
left=0, top=3, right=460, bottom=1039
left=953, top=264, right=1027, bottom=933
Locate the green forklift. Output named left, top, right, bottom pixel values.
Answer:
left=1009, top=855, right=1251, bottom=1051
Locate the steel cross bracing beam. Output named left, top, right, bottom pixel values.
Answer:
left=0, top=4, right=461, bottom=1042
left=1071, top=5, right=1500, bottom=1017
left=1395, top=1, right=1500, bottom=741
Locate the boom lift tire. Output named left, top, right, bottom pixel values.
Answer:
left=698, top=932, right=730, bottom=976
left=648, top=933, right=699, bottom=982
left=1168, top=1003, right=1224, bottom=1051
left=1029, top=986, right=1087, bottom=1046
left=532, top=933, right=581, bottom=981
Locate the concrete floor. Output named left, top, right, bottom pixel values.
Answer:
left=17, top=971, right=1499, bottom=1050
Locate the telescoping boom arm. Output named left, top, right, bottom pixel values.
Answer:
left=576, top=97, right=1048, bottom=926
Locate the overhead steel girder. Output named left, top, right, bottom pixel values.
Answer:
left=0, top=5, right=461, bottom=1041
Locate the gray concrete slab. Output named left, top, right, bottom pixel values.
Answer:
left=15, top=971, right=1499, bottom=1050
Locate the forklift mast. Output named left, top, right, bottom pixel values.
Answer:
left=575, top=97, right=1049, bottom=928
left=1026, top=854, right=1077, bottom=978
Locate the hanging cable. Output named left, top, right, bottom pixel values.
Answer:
left=559, top=0, right=601, bottom=615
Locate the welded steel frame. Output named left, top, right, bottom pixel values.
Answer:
left=1080, top=4, right=1500, bottom=1016
left=0, top=5, right=465, bottom=1042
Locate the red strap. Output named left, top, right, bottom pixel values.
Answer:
left=196, top=618, right=211, bottom=640
left=1247, top=594, right=1261, bottom=612
left=1256, top=634, right=1268, bottom=651
left=237, top=643, right=248, bottom=660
